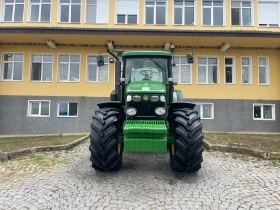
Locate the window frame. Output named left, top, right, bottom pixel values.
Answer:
left=115, top=0, right=139, bottom=24
left=253, top=103, right=275, bottom=121
left=224, top=56, right=235, bottom=84
left=173, top=0, right=196, bottom=25
left=258, top=56, right=270, bottom=85
left=241, top=56, right=252, bottom=85
left=27, top=100, right=51, bottom=117
left=57, top=102, right=79, bottom=117
left=57, top=54, right=81, bottom=82
left=257, top=0, right=279, bottom=27
left=194, top=103, right=215, bottom=119
left=86, top=54, right=109, bottom=83
left=202, top=0, right=225, bottom=26
left=28, top=0, right=52, bottom=22
left=30, top=53, right=54, bottom=82
left=1, top=0, right=25, bottom=22
left=144, top=0, right=167, bottom=25
left=58, top=0, right=81, bottom=23
left=197, top=56, right=220, bottom=84
left=1, top=52, right=24, bottom=81
left=173, top=56, right=192, bottom=84
left=231, top=0, right=253, bottom=26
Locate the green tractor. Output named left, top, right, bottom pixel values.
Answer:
left=89, top=50, right=204, bottom=172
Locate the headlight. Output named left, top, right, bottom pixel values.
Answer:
left=126, top=108, right=137, bottom=116
left=155, top=107, right=166, bottom=115
left=127, top=95, right=132, bottom=102
left=150, top=95, right=159, bottom=102
left=132, top=95, right=141, bottom=102
left=160, top=95, right=165, bottom=102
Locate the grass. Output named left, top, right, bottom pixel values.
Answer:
left=0, top=135, right=85, bottom=152
left=205, top=133, right=280, bottom=153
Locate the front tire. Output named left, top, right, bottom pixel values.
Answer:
left=170, top=109, right=204, bottom=172
left=89, top=107, right=123, bottom=171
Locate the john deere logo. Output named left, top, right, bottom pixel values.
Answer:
left=143, top=95, right=149, bottom=101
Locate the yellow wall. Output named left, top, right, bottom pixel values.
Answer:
left=0, top=0, right=279, bottom=33
left=0, top=45, right=279, bottom=100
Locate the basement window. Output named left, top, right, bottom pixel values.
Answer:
left=58, top=102, right=78, bottom=117
left=253, top=104, right=275, bottom=120
left=28, top=100, right=50, bottom=117
left=194, top=103, right=214, bottom=119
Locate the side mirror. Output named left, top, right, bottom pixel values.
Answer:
left=187, top=53, right=194, bottom=64
left=97, top=55, right=104, bottom=67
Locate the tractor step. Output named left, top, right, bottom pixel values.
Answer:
left=123, top=120, right=167, bottom=153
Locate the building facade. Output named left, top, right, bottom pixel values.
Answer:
left=0, top=0, right=279, bottom=134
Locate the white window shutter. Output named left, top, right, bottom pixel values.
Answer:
left=96, top=0, right=108, bottom=23
left=116, top=0, right=138, bottom=15
left=258, top=2, right=279, bottom=25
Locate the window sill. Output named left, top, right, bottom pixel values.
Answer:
left=27, top=115, right=50, bottom=118
left=173, top=24, right=196, bottom=26
left=201, top=118, right=214, bottom=120
left=0, top=21, right=23, bottom=23
left=87, top=81, right=109, bottom=83
left=27, top=21, right=51, bottom=23
left=231, top=25, right=254, bottom=27
left=241, top=83, right=253, bottom=85
left=115, top=23, right=138, bottom=25
left=197, top=83, right=220, bottom=85
left=202, top=25, right=225, bottom=27
left=253, top=118, right=275, bottom=121
left=0, top=79, right=23, bottom=82
left=225, top=83, right=236, bottom=85
left=30, top=80, right=53, bottom=83
left=258, top=83, right=270, bottom=86
left=57, top=116, right=78, bottom=118
left=57, top=81, right=80, bottom=83
left=144, top=24, right=167, bottom=26
left=57, top=22, right=81, bottom=24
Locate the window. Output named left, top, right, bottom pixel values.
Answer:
left=231, top=1, right=252, bottom=26
left=86, top=0, right=108, bottom=23
left=202, top=0, right=223, bottom=25
left=58, top=55, right=80, bottom=82
left=2, top=0, right=24, bottom=22
left=258, top=1, right=279, bottom=27
left=145, top=0, right=166, bottom=24
left=116, top=0, right=138, bottom=24
left=194, top=103, right=214, bottom=119
left=31, top=54, right=53, bottom=81
left=174, top=0, right=195, bottom=25
left=173, top=56, right=192, bottom=84
left=258, top=57, right=269, bottom=85
left=1, top=53, right=23, bottom=81
left=28, top=100, right=50, bottom=117
left=253, top=104, right=275, bottom=120
left=59, top=0, right=80, bottom=23
left=29, top=0, right=51, bottom=22
left=87, top=55, right=109, bottom=82
left=58, top=102, right=78, bottom=117
left=197, top=57, right=218, bottom=84
left=225, top=57, right=235, bottom=84
left=241, top=57, right=252, bottom=84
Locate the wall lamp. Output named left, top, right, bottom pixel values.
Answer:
left=46, top=39, right=56, bottom=48
left=164, top=42, right=171, bottom=51
left=107, top=40, right=114, bottom=50
left=220, top=42, right=230, bottom=52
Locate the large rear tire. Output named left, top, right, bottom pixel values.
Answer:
left=169, top=109, right=204, bottom=172
left=89, top=107, right=123, bottom=171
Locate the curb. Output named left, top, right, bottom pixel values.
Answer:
left=0, top=135, right=89, bottom=161
left=203, top=140, right=280, bottom=160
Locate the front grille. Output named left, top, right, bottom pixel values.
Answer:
left=127, top=100, right=164, bottom=117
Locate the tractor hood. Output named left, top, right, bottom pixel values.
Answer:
left=126, top=81, right=166, bottom=94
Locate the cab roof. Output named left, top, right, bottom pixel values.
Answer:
left=122, top=51, right=172, bottom=57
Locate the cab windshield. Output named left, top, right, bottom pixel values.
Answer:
left=125, top=57, right=168, bottom=83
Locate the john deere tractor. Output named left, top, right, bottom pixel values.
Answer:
left=89, top=50, right=204, bottom=172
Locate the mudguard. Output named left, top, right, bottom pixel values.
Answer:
left=98, top=101, right=124, bottom=111
left=169, top=102, right=196, bottom=110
